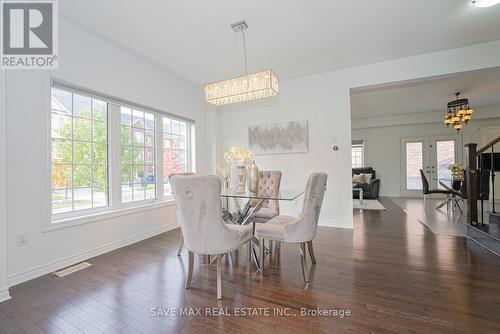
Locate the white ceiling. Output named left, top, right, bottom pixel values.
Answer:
left=59, top=1, right=500, bottom=86
left=350, top=67, right=500, bottom=119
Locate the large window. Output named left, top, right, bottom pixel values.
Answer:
left=162, top=117, right=191, bottom=195
left=351, top=140, right=364, bottom=168
left=50, top=83, right=195, bottom=221
left=120, top=107, right=156, bottom=203
left=51, top=88, right=109, bottom=215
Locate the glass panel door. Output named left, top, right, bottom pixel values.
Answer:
left=435, top=140, right=455, bottom=189
left=401, top=135, right=462, bottom=197
left=406, top=142, right=424, bottom=190
left=401, top=137, right=429, bottom=197
left=429, top=135, right=462, bottom=190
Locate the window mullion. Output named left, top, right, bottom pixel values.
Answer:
left=156, top=116, right=164, bottom=200
left=190, top=123, right=196, bottom=173
left=71, top=92, right=75, bottom=212
left=109, top=104, right=122, bottom=209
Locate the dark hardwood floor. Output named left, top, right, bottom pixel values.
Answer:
left=1, top=197, right=500, bottom=333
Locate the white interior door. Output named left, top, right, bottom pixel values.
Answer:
left=401, top=135, right=462, bottom=197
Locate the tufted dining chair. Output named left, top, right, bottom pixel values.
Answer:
left=249, top=171, right=282, bottom=254
left=169, top=172, right=195, bottom=256
left=255, top=172, right=328, bottom=283
left=250, top=171, right=282, bottom=223
left=170, top=174, right=253, bottom=299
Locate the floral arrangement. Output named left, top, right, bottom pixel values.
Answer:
left=447, top=163, right=465, bottom=171
left=448, top=163, right=465, bottom=181
left=223, top=145, right=254, bottom=165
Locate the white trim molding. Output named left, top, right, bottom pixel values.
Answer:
left=352, top=106, right=500, bottom=130
left=319, top=219, right=354, bottom=229
left=9, top=221, right=178, bottom=287
left=0, top=62, right=10, bottom=303
left=0, top=287, right=11, bottom=303
left=45, top=199, right=176, bottom=232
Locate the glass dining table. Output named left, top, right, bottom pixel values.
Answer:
left=219, top=188, right=304, bottom=270
left=221, top=188, right=304, bottom=225
left=433, top=177, right=463, bottom=213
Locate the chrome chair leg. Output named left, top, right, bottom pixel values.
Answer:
left=307, top=240, right=317, bottom=264
left=300, top=243, right=309, bottom=282
left=177, top=234, right=184, bottom=256
left=252, top=246, right=260, bottom=270
left=216, top=254, right=222, bottom=299
left=259, top=238, right=265, bottom=275
left=246, top=240, right=252, bottom=275
left=455, top=198, right=463, bottom=215
left=185, top=251, right=194, bottom=289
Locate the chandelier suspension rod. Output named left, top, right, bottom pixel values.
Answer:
left=241, top=29, right=248, bottom=75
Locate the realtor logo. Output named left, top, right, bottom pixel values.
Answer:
left=1, top=0, right=58, bottom=69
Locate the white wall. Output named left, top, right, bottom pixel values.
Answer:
left=4, top=18, right=208, bottom=286
left=214, top=40, right=500, bottom=229
left=0, top=69, right=10, bottom=301
left=352, top=109, right=500, bottom=197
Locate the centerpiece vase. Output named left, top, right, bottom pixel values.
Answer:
left=236, top=165, right=246, bottom=194
left=451, top=167, right=464, bottom=181
left=247, top=160, right=259, bottom=193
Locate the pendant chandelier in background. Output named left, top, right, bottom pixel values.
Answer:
left=444, top=92, right=474, bottom=132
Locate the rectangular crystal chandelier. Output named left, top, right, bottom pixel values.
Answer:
left=204, top=69, right=279, bottom=106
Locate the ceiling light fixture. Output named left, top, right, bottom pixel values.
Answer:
left=204, top=20, right=279, bottom=106
left=471, top=0, right=500, bottom=7
left=444, top=92, right=474, bottom=132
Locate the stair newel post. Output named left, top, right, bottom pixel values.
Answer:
left=479, top=156, right=484, bottom=225
left=465, top=143, right=478, bottom=226
left=491, top=147, right=496, bottom=214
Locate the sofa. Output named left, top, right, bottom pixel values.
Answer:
left=352, top=167, right=380, bottom=200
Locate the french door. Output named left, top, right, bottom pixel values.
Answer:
left=401, top=135, right=462, bottom=197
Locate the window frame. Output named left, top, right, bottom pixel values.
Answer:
left=50, top=87, right=112, bottom=220
left=351, top=141, right=364, bottom=169
left=161, top=116, right=194, bottom=197
left=48, top=80, right=195, bottom=227
left=118, top=105, right=158, bottom=205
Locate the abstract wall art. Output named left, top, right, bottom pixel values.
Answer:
left=248, top=120, right=308, bottom=155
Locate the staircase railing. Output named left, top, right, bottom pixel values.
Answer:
left=466, top=136, right=500, bottom=226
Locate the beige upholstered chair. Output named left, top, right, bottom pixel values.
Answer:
left=170, top=175, right=253, bottom=299
left=250, top=171, right=282, bottom=223
left=169, top=172, right=195, bottom=256
left=255, top=172, right=328, bottom=283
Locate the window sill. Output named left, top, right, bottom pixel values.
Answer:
left=44, top=199, right=176, bottom=233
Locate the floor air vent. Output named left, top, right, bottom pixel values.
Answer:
left=54, top=262, right=92, bottom=277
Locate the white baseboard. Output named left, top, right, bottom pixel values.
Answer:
left=8, top=221, right=178, bottom=287
left=0, top=286, right=11, bottom=303
left=319, top=219, right=353, bottom=229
